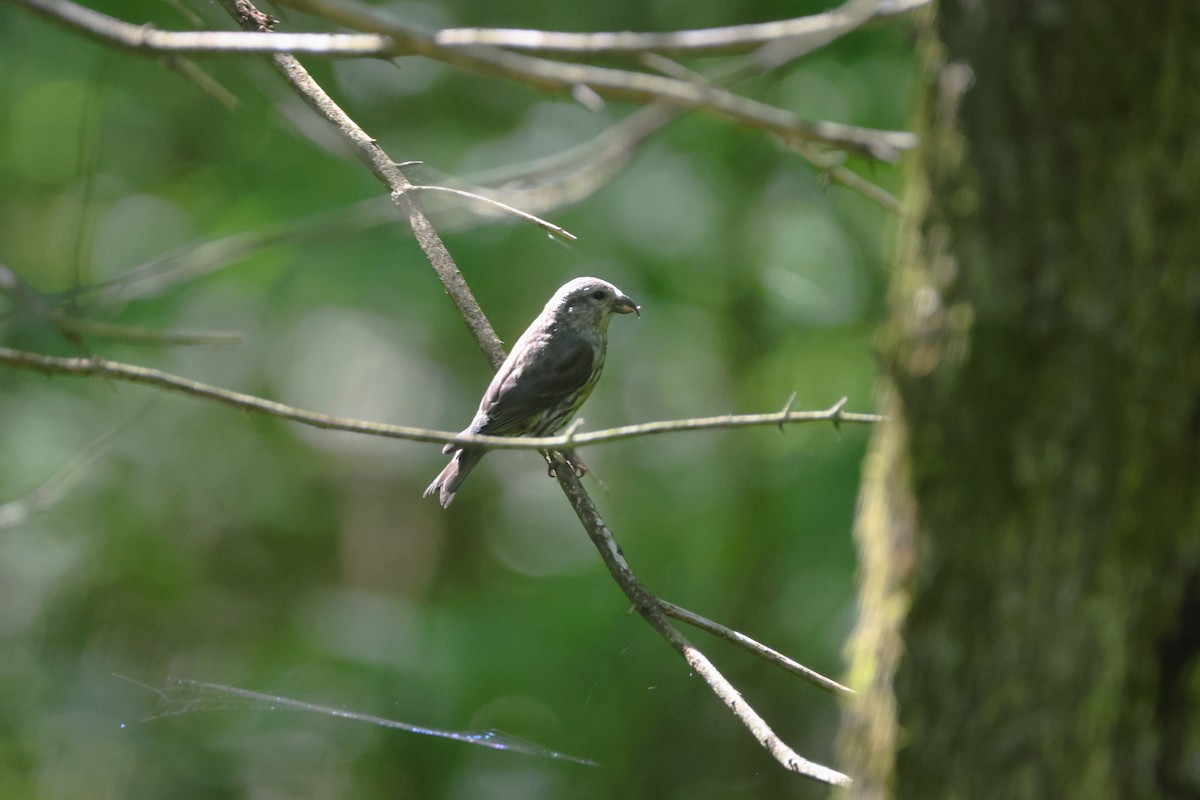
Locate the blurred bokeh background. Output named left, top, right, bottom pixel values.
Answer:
left=0, top=0, right=915, bottom=797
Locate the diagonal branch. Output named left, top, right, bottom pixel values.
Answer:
left=217, top=0, right=505, bottom=368
left=550, top=452, right=851, bottom=785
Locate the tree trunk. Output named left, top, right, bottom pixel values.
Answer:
left=839, top=5, right=1200, bottom=799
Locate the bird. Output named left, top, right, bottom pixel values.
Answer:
left=424, top=277, right=640, bottom=508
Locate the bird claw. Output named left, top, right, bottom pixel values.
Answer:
left=547, top=451, right=587, bottom=479
left=547, top=464, right=587, bottom=479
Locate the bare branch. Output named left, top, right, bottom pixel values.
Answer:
left=0, top=347, right=880, bottom=449
left=550, top=453, right=851, bottom=785
left=20, top=0, right=909, bottom=156
left=657, top=599, right=853, bottom=698
left=434, top=0, right=929, bottom=56
left=279, top=0, right=915, bottom=161
left=14, top=0, right=393, bottom=55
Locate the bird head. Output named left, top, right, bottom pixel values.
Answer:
left=551, top=277, right=640, bottom=323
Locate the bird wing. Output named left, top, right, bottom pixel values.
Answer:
left=475, top=335, right=597, bottom=436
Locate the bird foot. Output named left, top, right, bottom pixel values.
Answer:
left=546, top=450, right=587, bottom=479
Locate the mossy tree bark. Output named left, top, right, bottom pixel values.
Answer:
left=839, top=5, right=1200, bottom=799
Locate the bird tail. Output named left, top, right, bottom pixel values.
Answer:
left=423, top=448, right=486, bottom=508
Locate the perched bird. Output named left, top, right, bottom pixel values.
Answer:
left=424, top=277, right=639, bottom=508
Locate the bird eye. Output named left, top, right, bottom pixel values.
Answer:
left=591, top=290, right=606, bottom=300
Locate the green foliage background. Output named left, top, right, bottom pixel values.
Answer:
left=0, top=0, right=914, bottom=797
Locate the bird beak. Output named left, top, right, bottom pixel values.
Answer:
left=613, top=294, right=641, bottom=318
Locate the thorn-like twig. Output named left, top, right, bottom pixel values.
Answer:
left=777, top=391, right=798, bottom=433
left=828, top=396, right=849, bottom=434
left=562, top=417, right=585, bottom=444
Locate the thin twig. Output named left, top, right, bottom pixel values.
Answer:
left=0, top=347, right=881, bottom=449
left=657, top=599, right=853, bottom=698
left=791, top=141, right=900, bottom=211
left=14, top=0, right=393, bottom=55
left=404, top=185, right=577, bottom=241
